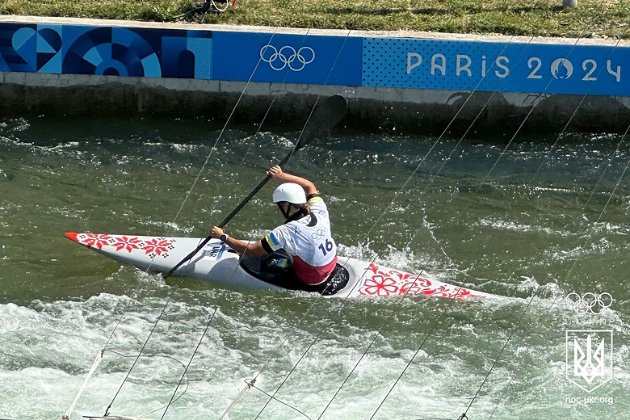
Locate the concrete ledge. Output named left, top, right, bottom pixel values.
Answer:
left=2, top=72, right=628, bottom=134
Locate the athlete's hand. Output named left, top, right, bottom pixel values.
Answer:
left=267, top=165, right=283, bottom=179
left=210, top=226, right=224, bottom=239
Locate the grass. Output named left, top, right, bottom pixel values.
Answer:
left=1, top=0, right=629, bottom=38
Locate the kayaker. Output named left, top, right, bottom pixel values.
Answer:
left=210, top=165, right=338, bottom=287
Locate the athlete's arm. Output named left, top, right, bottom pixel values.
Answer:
left=210, top=226, right=267, bottom=257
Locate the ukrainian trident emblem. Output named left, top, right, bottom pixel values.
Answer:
left=565, top=330, right=613, bottom=393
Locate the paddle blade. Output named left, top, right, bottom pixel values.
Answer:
left=297, top=95, right=348, bottom=150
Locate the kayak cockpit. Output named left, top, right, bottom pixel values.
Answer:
left=239, top=253, right=349, bottom=295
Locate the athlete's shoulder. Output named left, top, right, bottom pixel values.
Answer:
left=307, top=193, right=326, bottom=205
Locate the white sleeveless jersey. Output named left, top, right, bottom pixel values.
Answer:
left=263, top=196, right=337, bottom=285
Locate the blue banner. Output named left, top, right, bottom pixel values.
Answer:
left=362, top=37, right=629, bottom=96
left=212, top=31, right=362, bottom=86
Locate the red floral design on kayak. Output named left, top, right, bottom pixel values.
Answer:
left=361, top=275, right=398, bottom=296
left=360, top=262, right=482, bottom=299
left=112, top=236, right=143, bottom=252
left=79, top=233, right=112, bottom=250
left=73, top=234, right=175, bottom=259
left=141, top=238, right=174, bottom=257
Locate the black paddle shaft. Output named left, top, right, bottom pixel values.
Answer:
left=163, top=95, right=348, bottom=279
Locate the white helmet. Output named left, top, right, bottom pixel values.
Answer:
left=272, top=183, right=306, bottom=204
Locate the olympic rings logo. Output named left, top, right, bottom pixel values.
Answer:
left=565, top=292, right=613, bottom=314
left=311, top=228, right=326, bottom=240
left=259, top=45, right=315, bottom=72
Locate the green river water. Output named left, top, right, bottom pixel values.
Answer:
left=0, top=115, right=628, bottom=419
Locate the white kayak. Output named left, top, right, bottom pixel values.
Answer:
left=65, top=232, right=493, bottom=300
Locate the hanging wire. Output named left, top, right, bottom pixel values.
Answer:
left=486, top=38, right=627, bottom=418
left=318, top=332, right=381, bottom=420
left=254, top=34, right=533, bottom=420
left=103, top=349, right=191, bottom=418
left=238, top=29, right=626, bottom=420
left=103, top=298, right=172, bottom=416
left=66, top=27, right=288, bottom=418
left=249, top=381, right=314, bottom=420
left=529, top=38, right=623, bottom=188
left=460, top=33, right=604, bottom=419
left=220, top=26, right=351, bottom=283
left=317, top=35, right=536, bottom=418
left=254, top=320, right=333, bottom=419
left=460, top=38, right=630, bottom=420
left=219, top=29, right=354, bottom=419
left=313, top=34, right=550, bottom=419
left=319, top=30, right=627, bottom=420
left=167, top=29, right=281, bottom=234
left=479, top=35, right=585, bottom=186
left=161, top=307, right=218, bottom=418
left=90, top=25, right=354, bottom=420
left=99, top=23, right=282, bottom=409
left=103, top=25, right=354, bottom=419
left=482, top=124, right=630, bottom=419
left=368, top=34, right=594, bottom=419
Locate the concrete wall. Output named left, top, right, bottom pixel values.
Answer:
left=1, top=16, right=629, bottom=135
